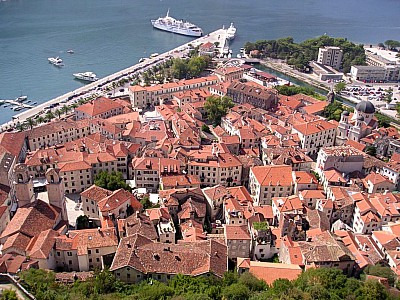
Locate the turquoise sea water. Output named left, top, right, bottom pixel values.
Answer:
left=0, top=0, right=399, bottom=124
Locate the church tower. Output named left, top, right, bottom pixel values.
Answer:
left=46, top=168, right=68, bottom=221
left=327, top=84, right=335, bottom=104
left=13, top=163, right=35, bottom=208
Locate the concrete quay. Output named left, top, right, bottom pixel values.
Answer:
left=1, top=27, right=230, bottom=132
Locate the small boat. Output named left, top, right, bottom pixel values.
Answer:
left=73, top=72, right=99, bottom=82
left=13, top=107, right=22, bottom=111
left=237, top=54, right=242, bottom=58
left=48, top=56, right=64, bottom=66
left=67, top=49, right=74, bottom=54
left=139, top=57, right=148, bottom=63
left=15, top=95, right=28, bottom=102
left=149, top=53, right=159, bottom=59
left=32, top=102, right=37, bottom=105
left=226, top=23, right=236, bottom=40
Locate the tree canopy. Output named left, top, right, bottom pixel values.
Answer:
left=94, top=171, right=132, bottom=192
left=384, top=40, right=400, bottom=50
left=171, top=56, right=210, bottom=79
left=204, top=95, right=234, bottom=126
left=244, top=35, right=366, bottom=73
left=19, top=267, right=398, bottom=300
left=323, top=101, right=350, bottom=121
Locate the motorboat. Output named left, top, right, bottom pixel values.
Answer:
left=226, top=23, right=236, bottom=40
left=73, top=72, right=99, bottom=82
left=151, top=10, right=203, bottom=37
left=67, top=49, right=74, bottom=54
left=15, top=95, right=28, bottom=102
left=48, top=56, right=64, bottom=66
left=139, top=57, right=148, bottom=63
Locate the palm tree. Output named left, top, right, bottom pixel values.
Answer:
left=54, top=109, right=62, bottom=119
left=45, top=111, right=54, bottom=122
left=61, top=105, right=69, bottom=115
left=25, top=117, right=35, bottom=130
left=14, top=123, right=25, bottom=132
left=36, top=116, right=45, bottom=124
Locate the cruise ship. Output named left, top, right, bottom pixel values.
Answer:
left=73, top=72, right=99, bottom=82
left=151, top=10, right=203, bottom=37
left=226, top=23, right=236, bottom=40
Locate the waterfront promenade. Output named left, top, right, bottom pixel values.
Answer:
left=0, top=28, right=228, bottom=132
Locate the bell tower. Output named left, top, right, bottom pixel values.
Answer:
left=46, top=168, right=68, bottom=221
left=14, top=163, right=35, bottom=208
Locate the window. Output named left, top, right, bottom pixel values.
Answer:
left=96, top=249, right=99, bottom=254
left=88, top=250, right=91, bottom=255
left=89, top=258, right=92, bottom=263
left=57, top=252, right=60, bottom=256
left=67, top=252, right=72, bottom=256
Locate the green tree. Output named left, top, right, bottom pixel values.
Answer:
left=14, top=123, right=25, bottom=132
left=365, top=146, right=377, bottom=157
left=172, top=58, right=189, bottom=79
left=24, top=117, right=35, bottom=130
left=238, top=272, right=267, bottom=292
left=54, top=109, right=62, bottom=119
left=204, top=96, right=234, bottom=126
left=187, top=56, right=208, bottom=78
left=384, top=40, right=400, bottom=50
left=1, top=289, right=18, bottom=300
left=140, top=196, right=154, bottom=209
left=357, top=280, right=389, bottom=300
left=362, top=265, right=396, bottom=286
left=375, top=113, right=391, bottom=128
left=222, top=283, right=250, bottom=300
left=324, top=101, right=346, bottom=121
left=334, top=82, right=346, bottom=94
left=20, top=269, right=56, bottom=295
left=76, top=215, right=90, bottom=229
left=36, top=115, right=45, bottom=125
left=45, top=111, right=54, bottom=122
left=201, top=124, right=211, bottom=133
left=94, top=171, right=132, bottom=192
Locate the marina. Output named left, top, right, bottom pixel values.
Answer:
left=0, top=27, right=232, bottom=132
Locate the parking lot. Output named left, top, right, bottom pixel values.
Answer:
left=341, top=83, right=400, bottom=119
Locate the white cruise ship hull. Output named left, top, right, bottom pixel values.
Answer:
left=151, top=21, right=202, bottom=37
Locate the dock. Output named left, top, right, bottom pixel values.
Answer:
left=0, top=99, right=34, bottom=110
left=0, top=27, right=233, bottom=132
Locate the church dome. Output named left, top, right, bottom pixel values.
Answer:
left=356, top=100, right=375, bottom=114
left=357, top=115, right=364, bottom=121
left=342, top=110, right=349, bottom=116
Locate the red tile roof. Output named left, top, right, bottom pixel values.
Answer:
left=251, top=165, right=293, bottom=186
left=55, top=228, right=118, bottom=255
left=75, top=96, right=124, bottom=117
left=225, top=225, right=251, bottom=240
left=249, top=261, right=302, bottom=284
left=110, top=234, right=227, bottom=277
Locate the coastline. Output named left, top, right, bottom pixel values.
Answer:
left=0, top=28, right=229, bottom=132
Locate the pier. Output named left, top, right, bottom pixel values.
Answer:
left=0, top=27, right=232, bottom=132
left=0, top=99, right=34, bottom=109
